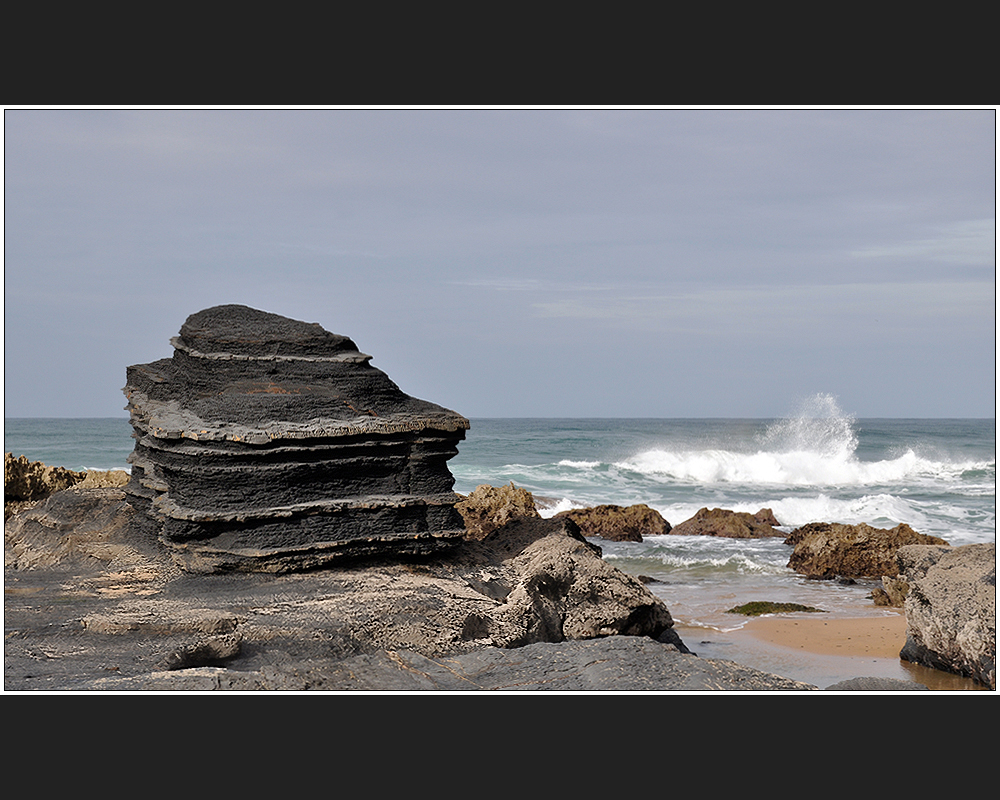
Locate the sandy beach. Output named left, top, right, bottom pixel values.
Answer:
left=674, top=612, right=987, bottom=691
left=744, top=612, right=908, bottom=659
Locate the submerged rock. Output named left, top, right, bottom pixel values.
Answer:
left=727, top=601, right=825, bottom=616
left=897, top=543, right=995, bottom=689
left=552, top=503, right=671, bottom=542
left=122, top=305, right=470, bottom=573
left=669, top=507, right=784, bottom=539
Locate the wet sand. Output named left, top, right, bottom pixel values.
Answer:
left=743, top=612, right=908, bottom=659
left=674, top=612, right=988, bottom=691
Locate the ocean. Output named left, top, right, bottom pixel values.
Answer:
left=4, top=394, right=995, bottom=688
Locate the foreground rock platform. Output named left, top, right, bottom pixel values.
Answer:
left=5, top=488, right=819, bottom=691
left=122, top=305, right=470, bottom=573
left=75, top=636, right=817, bottom=691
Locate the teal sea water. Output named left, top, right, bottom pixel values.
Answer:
left=4, top=395, right=996, bottom=686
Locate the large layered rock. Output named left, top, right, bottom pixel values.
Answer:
left=669, top=507, right=783, bottom=539
left=897, top=543, right=996, bottom=689
left=553, top=504, right=671, bottom=542
left=785, top=522, right=948, bottom=579
left=122, top=305, right=470, bottom=573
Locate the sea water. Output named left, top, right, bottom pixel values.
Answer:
left=4, top=394, right=996, bottom=648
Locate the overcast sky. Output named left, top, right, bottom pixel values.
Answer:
left=3, top=108, right=996, bottom=419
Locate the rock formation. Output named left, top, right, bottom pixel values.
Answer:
left=121, top=305, right=470, bottom=573
left=669, top=507, right=784, bottom=538
left=4, top=453, right=85, bottom=519
left=896, top=543, right=995, bottom=689
left=872, top=575, right=910, bottom=607
left=456, top=483, right=541, bottom=540
left=784, top=522, right=948, bottom=579
left=553, top=503, right=671, bottom=542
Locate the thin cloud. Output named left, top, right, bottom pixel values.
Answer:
left=850, top=219, right=995, bottom=264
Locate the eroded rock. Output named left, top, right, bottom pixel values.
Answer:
left=897, top=543, right=995, bottom=689
left=785, top=522, right=948, bottom=579
left=455, top=483, right=541, bottom=540
left=669, top=507, right=784, bottom=538
left=5, top=453, right=85, bottom=519
left=122, top=305, right=471, bottom=572
left=553, top=503, right=671, bottom=542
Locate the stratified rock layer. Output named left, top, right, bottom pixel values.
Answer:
left=122, top=305, right=470, bottom=572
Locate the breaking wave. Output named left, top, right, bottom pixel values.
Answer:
left=616, top=394, right=987, bottom=488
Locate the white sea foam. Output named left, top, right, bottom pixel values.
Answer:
left=557, top=459, right=601, bottom=469
left=538, top=497, right=576, bottom=517
left=766, top=493, right=928, bottom=530
left=616, top=447, right=958, bottom=487
left=614, top=395, right=988, bottom=488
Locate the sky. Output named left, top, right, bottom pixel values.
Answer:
left=3, top=107, right=996, bottom=420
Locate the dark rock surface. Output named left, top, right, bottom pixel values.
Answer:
left=669, top=507, right=784, bottom=539
left=897, top=543, right=995, bottom=689
left=553, top=504, right=671, bottom=542
left=122, top=305, right=471, bottom=573
left=785, top=522, right=948, bottom=579
left=74, top=636, right=817, bottom=691
left=824, top=677, right=928, bottom=691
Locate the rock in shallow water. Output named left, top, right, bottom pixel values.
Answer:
left=553, top=503, right=671, bottom=542
left=669, top=507, right=783, bottom=539
left=785, top=522, right=948, bottom=579
left=122, top=305, right=470, bottom=573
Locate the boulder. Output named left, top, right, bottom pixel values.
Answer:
left=479, top=517, right=676, bottom=646
left=669, top=507, right=784, bottom=538
left=825, top=677, right=928, bottom=691
left=121, top=305, right=470, bottom=572
left=455, top=483, right=540, bottom=540
left=552, top=503, right=671, bottom=542
left=897, top=543, right=995, bottom=689
left=785, top=522, right=948, bottom=579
